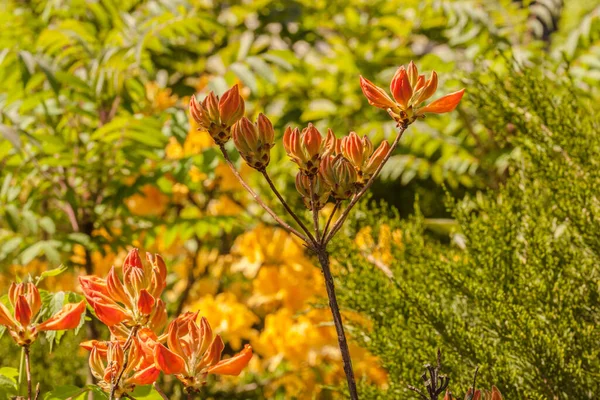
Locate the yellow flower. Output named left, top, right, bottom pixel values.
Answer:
left=188, top=292, right=259, bottom=350
left=145, top=81, right=177, bottom=111
left=207, top=195, right=244, bottom=217
left=355, top=224, right=402, bottom=266
left=125, top=185, right=169, bottom=216
left=231, top=225, right=310, bottom=278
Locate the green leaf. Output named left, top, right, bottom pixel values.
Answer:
left=230, top=62, right=257, bottom=93
left=0, top=368, right=18, bottom=398
left=130, top=385, right=164, bottom=400
left=43, top=385, right=88, bottom=400
left=39, top=264, right=68, bottom=280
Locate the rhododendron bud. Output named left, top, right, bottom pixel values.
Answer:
left=362, top=140, right=390, bottom=180
left=86, top=339, right=159, bottom=396
left=320, top=155, right=358, bottom=200
left=361, top=61, right=464, bottom=124
left=0, top=281, right=86, bottom=346
left=153, top=313, right=252, bottom=391
left=80, top=248, right=168, bottom=334
left=232, top=114, right=275, bottom=170
left=188, top=85, right=245, bottom=145
left=295, top=172, right=331, bottom=210
left=283, top=124, right=335, bottom=176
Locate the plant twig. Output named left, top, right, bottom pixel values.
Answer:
left=261, top=170, right=316, bottom=245
left=24, top=346, right=32, bottom=400
left=309, top=176, right=321, bottom=241
left=324, top=123, right=408, bottom=245
left=218, top=145, right=309, bottom=243
left=34, top=383, right=40, bottom=400
left=153, top=383, right=169, bottom=400
left=109, top=326, right=139, bottom=400
left=316, top=250, right=358, bottom=400
left=321, top=201, right=341, bottom=243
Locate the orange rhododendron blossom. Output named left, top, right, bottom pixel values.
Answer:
left=283, top=124, right=336, bottom=176
left=87, top=339, right=160, bottom=396
left=153, top=312, right=253, bottom=390
left=189, top=85, right=245, bottom=145
left=232, top=114, right=275, bottom=170
left=79, top=249, right=167, bottom=335
left=0, top=282, right=85, bottom=346
left=360, top=61, right=464, bottom=123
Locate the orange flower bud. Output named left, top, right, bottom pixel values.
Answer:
left=361, top=61, right=464, bottom=124
left=9, top=283, right=41, bottom=317
left=219, top=85, right=245, bottom=127
left=283, top=124, right=331, bottom=176
left=36, top=301, right=86, bottom=331
left=0, top=303, right=16, bottom=330
left=295, top=172, right=331, bottom=210
left=362, top=140, right=390, bottom=181
left=189, top=95, right=211, bottom=128
left=390, top=66, right=412, bottom=109
left=15, top=295, right=32, bottom=327
left=320, top=155, right=358, bottom=200
left=232, top=114, right=275, bottom=170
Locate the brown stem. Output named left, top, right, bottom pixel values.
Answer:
left=324, top=123, right=408, bottom=244
left=24, top=346, right=32, bottom=400
left=317, top=250, right=358, bottom=400
left=109, top=326, right=139, bottom=400
left=153, top=383, right=169, bottom=400
left=261, top=170, right=317, bottom=245
left=321, top=201, right=341, bottom=243
left=218, top=145, right=309, bottom=243
left=309, top=176, right=321, bottom=241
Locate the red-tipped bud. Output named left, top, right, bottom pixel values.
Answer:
left=359, top=76, right=397, bottom=110
left=283, top=124, right=329, bottom=176
left=362, top=140, right=390, bottom=180
left=36, top=301, right=86, bottom=331
left=407, top=61, right=419, bottom=87
left=295, top=173, right=331, bottom=211
left=204, top=91, right=220, bottom=122
left=390, top=67, right=413, bottom=109
left=232, top=115, right=274, bottom=170
left=320, top=155, right=358, bottom=200
left=189, top=95, right=211, bottom=128
left=123, top=248, right=143, bottom=272
left=219, top=85, right=245, bottom=127
left=341, top=132, right=368, bottom=170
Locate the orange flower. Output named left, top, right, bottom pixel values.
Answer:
left=79, top=249, right=167, bottom=336
left=360, top=61, right=464, bottom=123
left=0, top=282, right=85, bottom=346
left=153, top=312, right=253, bottom=391
left=86, top=339, right=160, bottom=396
left=283, top=124, right=336, bottom=176
left=189, top=85, right=245, bottom=145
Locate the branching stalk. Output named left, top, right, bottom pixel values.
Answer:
left=322, top=201, right=341, bottom=243
left=218, top=145, right=309, bottom=243
left=324, top=123, right=408, bottom=244
left=308, top=176, right=321, bottom=241
left=109, top=326, right=139, bottom=400
left=261, top=170, right=317, bottom=245
left=24, top=346, right=32, bottom=400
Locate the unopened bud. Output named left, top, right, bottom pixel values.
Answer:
left=295, top=173, right=331, bottom=210
left=232, top=114, right=274, bottom=170
left=320, top=155, right=357, bottom=200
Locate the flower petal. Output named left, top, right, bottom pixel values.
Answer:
left=36, top=301, right=86, bottom=331
left=418, top=89, right=465, bottom=115
left=15, top=295, right=32, bottom=327
left=207, top=344, right=253, bottom=376
left=154, top=343, right=186, bottom=375
left=0, top=302, right=16, bottom=329
left=390, top=67, right=412, bottom=109
left=359, top=76, right=397, bottom=109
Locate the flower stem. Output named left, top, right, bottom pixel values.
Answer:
left=261, top=170, right=317, bottom=246
left=317, top=249, right=358, bottom=400
left=153, top=383, right=169, bottom=400
left=218, top=145, right=309, bottom=243
left=109, top=326, right=139, bottom=400
left=24, top=346, right=32, bottom=400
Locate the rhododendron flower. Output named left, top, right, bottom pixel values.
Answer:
left=0, top=282, right=85, bottom=346
left=283, top=124, right=336, bottom=176
left=360, top=61, right=464, bottom=123
left=189, top=85, right=245, bottom=145
left=153, top=312, right=253, bottom=391
left=341, top=132, right=390, bottom=183
left=79, top=249, right=167, bottom=335
left=87, top=339, right=159, bottom=396
left=232, top=114, right=275, bottom=170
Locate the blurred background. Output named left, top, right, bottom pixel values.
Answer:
left=1, top=0, right=600, bottom=399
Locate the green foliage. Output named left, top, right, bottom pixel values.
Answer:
left=335, top=62, right=600, bottom=399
